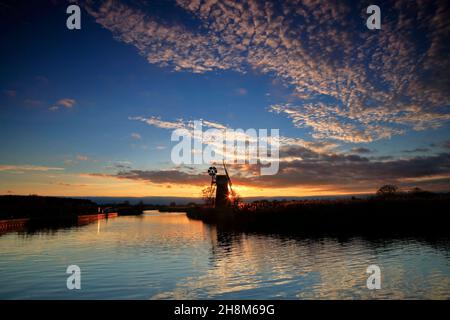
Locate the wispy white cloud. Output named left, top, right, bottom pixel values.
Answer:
left=0, top=164, right=65, bottom=172
left=129, top=116, right=185, bottom=130
left=131, top=132, right=142, bottom=140
left=131, top=114, right=338, bottom=158
left=76, top=155, right=89, bottom=161
left=49, top=98, right=77, bottom=111
left=56, top=98, right=76, bottom=108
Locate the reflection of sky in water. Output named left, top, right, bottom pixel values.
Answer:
left=0, top=211, right=449, bottom=299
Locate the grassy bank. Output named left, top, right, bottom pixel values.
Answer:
left=0, top=195, right=98, bottom=220
left=0, top=195, right=144, bottom=220
left=187, top=194, right=450, bottom=237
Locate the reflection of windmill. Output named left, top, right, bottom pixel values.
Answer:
left=207, top=161, right=233, bottom=209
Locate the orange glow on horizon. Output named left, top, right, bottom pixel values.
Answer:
left=0, top=170, right=375, bottom=198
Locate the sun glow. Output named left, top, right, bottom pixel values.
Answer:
left=0, top=170, right=376, bottom=198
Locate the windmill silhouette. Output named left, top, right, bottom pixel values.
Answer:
left=207, top=161, right=233, bottom=208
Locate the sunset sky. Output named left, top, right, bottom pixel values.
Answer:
left=0, top=0, right=449, bottom=198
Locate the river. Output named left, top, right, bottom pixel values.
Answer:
left=0, top=211, right=449, bottom=299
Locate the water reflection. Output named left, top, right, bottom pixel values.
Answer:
left=0, top=211, right=449, bottom=299
left=0, top=214, right=116, bottom=238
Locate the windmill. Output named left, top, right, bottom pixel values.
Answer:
left=206, top=162, right=233, bottom=208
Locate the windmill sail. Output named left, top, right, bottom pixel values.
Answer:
left=223, top=160, right=233, bottom=194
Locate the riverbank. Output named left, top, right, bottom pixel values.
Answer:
left=0, top=195, right=144, bottom=235
left=0, top=218, right=28, bottom=233
left=0, top=195, right=99, bottom=220
left=0, top=212, right=120, bottom=235
left=0, top=195, right=143, bottom=220
left=186, top=194, right=450, bottom=237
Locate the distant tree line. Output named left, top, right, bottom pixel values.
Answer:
left=0, top=195, right=98, bottom=220
left=375, top=184, right=435, bottom=198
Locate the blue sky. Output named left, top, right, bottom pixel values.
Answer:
left=0, top=0, right=449, bottom=197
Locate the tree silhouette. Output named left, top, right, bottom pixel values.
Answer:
left=229, top=189, right=242, bottom=208
left=410, top=187, right=423, bottom=193
left=376, top=184, right=399, bottom=196
left=201, top=186, right=215, bottom=206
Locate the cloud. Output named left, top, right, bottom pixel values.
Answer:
left=235, top=88, right=247, bottom=95
left=130, top=116, right=222, bottom=132
left=56, top=98, right=76, bottom=108
left=350, top=147, right=373, bottom=154
left=85, top=0, right=241, bottom=74
left=249, top=151, right=450, bottom=190
left=92, top=151, right=450, bottom=193
left=130, top=116, right=185, bottom=130
left=131, top=132, right=142, bottom=140
left=76, top=155, right=89, bottom=161
left=131, top=114, right=340, bottom=165
left=0, top=165, right=65, bottom=172
left=56, top=182, right=88, bottom=187
left=88, top=167, right=207, bottom=186
left=104, top=160, right=133, bottom=170
left=84, top=0, right=450, bottom=143
left=87, top=129, right=450, bottom=192
left=113, top=164, right=131, bottom=169
left=269, top=103, right=407, bottom=143
left=402, top=148, right=430, bottom=153
left=48, top=98, right=77, bottom=111
left=115, top=169, right=206, bottom=185
left=201, top=120, right=227, bottom=130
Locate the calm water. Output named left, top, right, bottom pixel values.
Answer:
left=0, top=211, right=449, bottom=299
